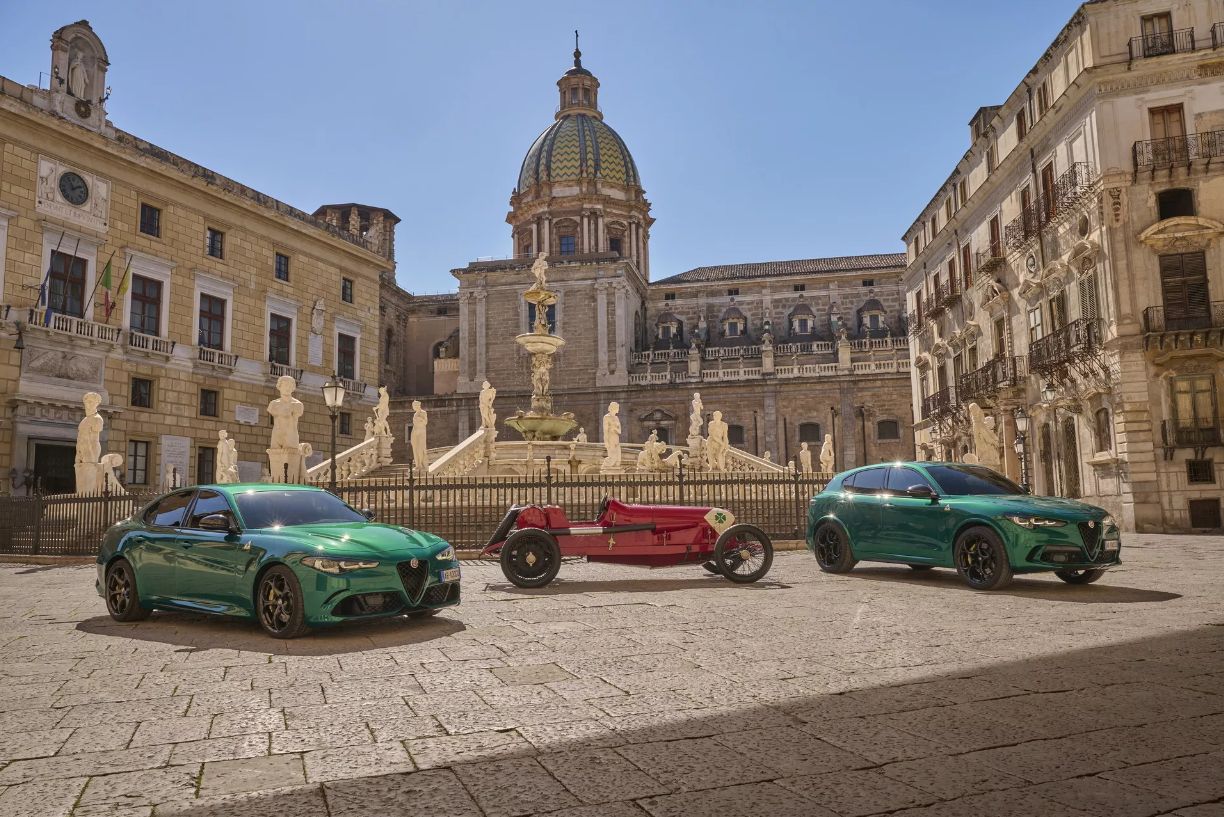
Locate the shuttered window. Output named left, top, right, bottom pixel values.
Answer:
left=1079, top=273, right=1099, bottom=320
left=961, top=245, right=973, bottom=289
left=1159, top=252, right=1209, bottom=330
left=1172, top=375, right=1215, bottom=428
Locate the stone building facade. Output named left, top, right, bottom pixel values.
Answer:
left=0, top=22, right=394, bottom=494
left=382, top=44, right=915, bottom=469
left=903, top=0, right=1224, bottom=532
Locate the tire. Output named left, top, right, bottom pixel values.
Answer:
left=701, top=561, right=720, bottom=575
left=953, top=526, right=1013, bottom=591
left=812, top=522, right=857, bottom=574
left=908, top=564, right=935, bottom=572
left=104, top=559, right=151, bottom=622
left=714, top=524, right=773, bottom=584
left=1055, top=568, right=1106, bottom=585
left=500, top=529, right=562, bottom=589
left=256, top=565, right=310, bottom=639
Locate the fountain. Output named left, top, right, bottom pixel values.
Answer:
left=504, top=253, right=578, bottom=441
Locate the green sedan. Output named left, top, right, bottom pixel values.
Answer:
left=97, top=484, right=461, bottom=638
left=806, top=462, right=1121, bottom=590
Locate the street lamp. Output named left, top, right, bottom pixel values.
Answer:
left=1041, top=380, right=1057, bottom=404
left=321, top=374, right=346, bottom=492
left=1013, top=407, right=1031, bottom=494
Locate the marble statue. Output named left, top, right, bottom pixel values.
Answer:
left=216, top=430, right=239, bottom=484
left=967, top=402, right=1002, bottom=471
left=373, top=386, right=392, bottom=437
left=411, top=400, right=429, bottom=473
left=636, top=430, right=667, bottom=472
left=575, top=427, right=587, bottom=443
left=74, top=392, right=104, bottom=494
left=363, top=417, right=375, bottom=441
left=68, top=54, right=88, bottom=99
left=985, top=277, right=1005, bottom=301
left=531, top=354, right=550, bottom=397
left=799, top=442, right=813, bottom=474
left=100, top=453, right=126, bottom=495
left=267, top=376, right=303, bottom=451
left=819, top=434, right=835, bottom=473
left=697, top=314, right=709, bottom=342
left=763, top=450, right=772, bottom=463
left=688, top=392, right=704, bottom=439
left=479, top=380, right=497, bottom=429
left=705, top=411, right=729, bottom=472
left=530, top=252, right=550, bottom=292
left=601, top=402, right=622, bottom=471
left=311, top=299, right=325, bottom=335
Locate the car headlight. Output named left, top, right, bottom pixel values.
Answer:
left=1101, top=515, right=1121, bottom=538
left=434, top=546, right=455, bottom=562
left=1003, top=515, right=1067, bottom=529
left=301, top=556, right=380, bottom=574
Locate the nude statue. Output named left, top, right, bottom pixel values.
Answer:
left=601, top=402, right=622, bottom=470
left=705, top=410, right=729, bottom=472
left=373, top=386, right=392, bottom=437
left=819, top=433, right=835, bottom=473
left=967, top=402, right=1002, bottom=471
left=75, top=392, right=103, bottom=467
left=688, top=392, right=704, bottom=439
left=575, top=427, right=587, bottom=443
left=216, top=430, right=239, bottom=483
left=479, top=380, right=497, bottom=429
left=530, top=252, right=549, bottom=292
left=267, top=375, right=303, bottom=451
left=363, top=417, right=375, bottom=441
left=411, top=400, right=429, bottom=473
left=799, top=442, right=813, bottom=474
left=636, top=430, right=666, bottom=472
left=101, top=453, right=126, bottom=495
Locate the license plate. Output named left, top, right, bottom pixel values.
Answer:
left=441, top=567, right=461, bottom=583
left=1104, top=541, right=1120, bottom=552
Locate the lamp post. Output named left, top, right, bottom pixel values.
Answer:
left=1013, top=407, right=1031, bottom=494
left=321, top=374, right=345, bottom=492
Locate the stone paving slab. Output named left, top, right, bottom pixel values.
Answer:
left=0, top=534, right=1222, bottom=815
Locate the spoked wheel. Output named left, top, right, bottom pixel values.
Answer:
left=1055, top=568, right=1106, bottom=585
left=105, top=559, right=150, bottom=622
left=954, top=526, right=1013, bottom=591
left=713, top=524, right=773, bottom=584
left=701, top=561, right=720, bottom=575
left=500, top=529, right=562, bottom=589
left=257, top=566, right=310, bottom=638
left=812, top=522, right=857, bottom=574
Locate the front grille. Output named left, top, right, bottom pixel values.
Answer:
left=423, top=583, right=460, bottom=606
left=397, top=561, right=429, bottom=602
left=1078, top=521, right=1104, bottom=561
left=334, top=592, right=402, bottom=617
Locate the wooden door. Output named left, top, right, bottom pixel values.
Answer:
left=1141, top=13, right=1174, bottom=56
left=1041, top=162, right=1057, bottom=219
left=1149, top=104, right=1187, bottom=164
left=989, top=216, right=1002, bottom=257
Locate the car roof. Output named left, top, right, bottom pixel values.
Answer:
left=197, top=483, right=322, bottom=494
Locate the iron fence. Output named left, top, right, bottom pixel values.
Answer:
left=1133, top=130, right=1224, bottom=170
left=0, top=471, right=830, bottom=557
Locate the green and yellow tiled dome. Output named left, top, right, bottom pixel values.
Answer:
left=517, top=113, right=641, bottom=191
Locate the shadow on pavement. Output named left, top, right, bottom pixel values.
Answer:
left=75, top=611, right=466, bottom=655
left=484, top=575, right=793, bottom=595
left=846, top=565, right=1182, bottom=604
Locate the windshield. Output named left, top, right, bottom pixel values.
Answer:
left=924, top=465, right=1024, bottom=496
left=233, top=490, right=366, bottom=529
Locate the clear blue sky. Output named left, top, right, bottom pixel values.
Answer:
left=2, top=1, right=1080, bottom=293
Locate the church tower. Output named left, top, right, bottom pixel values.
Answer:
left=508, top=34, right=653, bottom=278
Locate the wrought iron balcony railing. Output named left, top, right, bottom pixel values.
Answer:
left=1004, top=202, right=1047, bottom=251
left=921, top=385, right=957, bottom=420
left=927, top=284, right=950, bottom=318
left=1029, top=318, right=1099, bottom=375
left=957, top=355, right=1025, bottom=405
left=1134, top=130, right=1224, bottom=170
left=938, top=279, right=961, bottom=308
left=1129, top=28, right=1196, bottom=60
left=907, top=309, right=924, bottom=336
left=1142, top=301, right=1224, bottom=334
left=975, top=247, right=1006, bottom=276
left=1162, top=419, right=1223, bottom=449
left=1004, top=163, right=1095, bottom=251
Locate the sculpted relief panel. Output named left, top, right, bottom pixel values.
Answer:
left=23, top=348, right=106, bottom=386
left=36, top=156, right=111, bottom=232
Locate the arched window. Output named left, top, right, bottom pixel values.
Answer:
left=877, top=419, right=901, bottom=440
left=798, top=422, right=822, bottom=443
left=727, top=424, right=746, bottom=446
left=1094, top=407, right=1112, bottom=452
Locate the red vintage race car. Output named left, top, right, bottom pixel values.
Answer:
left=480, top=497, right=774, bottom=588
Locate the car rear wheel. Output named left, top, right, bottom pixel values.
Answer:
left=813, top=522, right=857, bottom=573
left=500, top=529, right=562, bottom=589
left=105, top=559, right=150, bottom=622
left=1055, top=568, right=1106, bottom=585
left=954, top=526, right=1013, bottom=591
left=257, top=566, right=310, bottom=639
left=714, top=524, right=773, bottom=584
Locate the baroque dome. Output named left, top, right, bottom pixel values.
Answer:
left=517, top=113, right=641, bottom=191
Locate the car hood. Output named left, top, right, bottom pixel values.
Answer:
left=976, top=495, right=1105, bottom=519
left=272, top=523, right=446, bottom=557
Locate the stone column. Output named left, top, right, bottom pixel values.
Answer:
left=595, top=281, right=609, bottom=377
left=457, top=291, right=472, bottom=388
left=597, top=212, right=605, bottom=252
left=530, top=222, right=538, bottom=256
left=612, top=283, right=628, bottom=384
left=542, top=217, right=551, bottom=255
left=580, top=213, right=589, bottom=253
left=475, top=290, right=487, bottom=383
left=642, top=227, right=650, bottom=279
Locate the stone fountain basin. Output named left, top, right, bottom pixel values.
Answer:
left=516, top=333, right=566, bottom=355
left=505, top=413, right=578, bottom=441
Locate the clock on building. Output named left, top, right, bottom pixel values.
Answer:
left=58, top=171, right=89, bottom=206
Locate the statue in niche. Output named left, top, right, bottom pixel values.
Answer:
left=705, top=410, right=729, bottom=472
left=479, top=380, right=497, bottom=429
left=799, top=442, right=813, bottom=474
left=373, top=386, right=392, bottom=437
left=267, top=376, right=303, bottom=451
left=601, top=402, right=622, bottom=471
left=68, top=54, right=88, bottom=99
left=819, top=433, right=836, bottom=473
left=411, top=401, right=429, bottom=473
left=216, top=431, right=239, bottom=483
left=967, top=402, right=1002, bottom=471
left=310, top=299, right=325, bottom=335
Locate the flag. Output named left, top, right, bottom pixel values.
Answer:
left=84, top=251, right=115, bottom=318
left=106, top=257, right=132, bottom=321
left=100, top=253, right=113, bottom=290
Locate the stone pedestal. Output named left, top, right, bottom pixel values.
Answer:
left=74, top=462, right=103, bottom=496
left=837, top=339, right=853, bottom=372
left=762, top=346, right=775, bottom=375
left=375, top=434, right=394, bottom=466
left=687, top=435, right=703, bottom=464
left=267, top=448, right=305, bottom=484
left=688, top=348, right=701, bottom=378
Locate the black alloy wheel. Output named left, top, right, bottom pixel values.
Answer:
left=105, top=559, right=150, bottom=622
left=714, top=524, right=774, bottom=584
left=500, top=529, right=562, bottom=589
left=813, top=522, right=857, bottom=574
left=257, top=566, right=310, bottom=638
left=954, top=527, right=1014, bottom=590
left=1055, top=567, right=1106, bottom=585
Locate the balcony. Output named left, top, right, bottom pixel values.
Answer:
left=127, top=330, right=175, bottom=357
left=1005, top=204, right=1045, bottom=251
left=921, top=385, right=958, bottom=420
left=937, top=280, right=961, bottom=309
left=26, top=308, right=121, bottom=345
left=197, top=346, right=238, bottom=369
left=341, top=377, right=368, bottom=396
left=1162, top=419, right=1223, bottom=452
left=1129, top=28, right=1196, bottom=61
left=270, top=361, right=304, bottom=381
left=1134, top=130, right=1224, bottom=171
left=907, top=310, right=924, bottom=337
left=1004, top=163, right=1096, bottom=251
left=958, top=356, right=1025, bottom=405
left=1029, top=318, right=1099, bottom=376
left=975, top=247, right=1005, bottom=277
left=1142, top=301, right=1224, bottom=352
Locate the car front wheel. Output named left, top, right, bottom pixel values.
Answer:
left=500, top=529, right=562, bottom=589
left=105, top=559, right=151, bottom=622
left=1055, top=568, right=1106, bottom=585
left=954, top=526, right=1013, bottom=590
left=714, top=524, right=774, bottom=583
left=813, top=522, right=857, bottom=573
left=257, top=566, right=310, bottom=639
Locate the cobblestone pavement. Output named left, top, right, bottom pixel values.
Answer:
left=0, top=536, right=1221, bottom=817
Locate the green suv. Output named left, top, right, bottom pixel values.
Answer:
left=806, top=462, right=1121, bottom=590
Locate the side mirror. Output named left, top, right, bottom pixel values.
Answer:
left=905, top=484, right=939, bottom=503
left=362, top=508, right=376, bottom=521
left=199, top=513, right=237, bottom=533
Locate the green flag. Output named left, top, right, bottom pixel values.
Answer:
left=100, top=254, right=112, bottom=290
